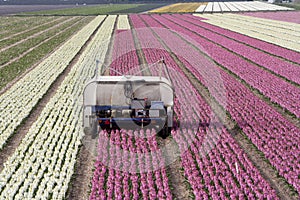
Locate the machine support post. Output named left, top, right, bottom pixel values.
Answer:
left=159, top=61, right=162, bottom=80
left=95, top=60, right=100, bottom=79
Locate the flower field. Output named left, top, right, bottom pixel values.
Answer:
left=0, top=10, right=299, bottom=200
left=149, top=1, right=293, bottom=13
left=148, top=3, right=206, bottom=13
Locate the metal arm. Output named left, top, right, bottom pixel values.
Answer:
left=93, top=60, right=100, bottom=79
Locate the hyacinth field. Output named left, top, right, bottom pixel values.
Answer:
left=0, top=9, right=299, bottom=200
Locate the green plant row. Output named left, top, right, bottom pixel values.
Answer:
left=0, top=16, right=94, bottom=90
left=0, top=16, right=55, bottom=39
left=0, top=16, right=81, bottom=67
left=0, top=17, right=72, bottom=49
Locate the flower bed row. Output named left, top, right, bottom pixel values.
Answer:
left=0, top=17, right=79, bottom=66
left=185, top=14, right=300, bottom=65
left=179, top=14, right=300, bottom=84
left=109, top=27, right=140, bottom=75
left=0, top=15, right=116, bottom=199
left=0, top=16, right=103, bottom=150
left=0, top=16, right=56, bottom=40
left=162, top=14, right=300, bottom=118
left=116, top=15, right=131, bottom=30
left=242, top=11, right=300, bottom=24
left=146, top=14, right=299, bottom=193
left=149, top=3, right=205, bottom=13
left=196, top=1, right=293, bottom=13
left=199, top=13, right=300, bottom=52
left=127, top=14, right=280, bottom=199
left=0, top=16, right=69, bottom=51
left=90, top=129, right=172, bottom=200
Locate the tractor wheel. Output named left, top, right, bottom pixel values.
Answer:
left=159, top=125, right=170, bottom=139
left=83, top=127, right=92, bottom=135
left=91, top=120, right=98, bottom=139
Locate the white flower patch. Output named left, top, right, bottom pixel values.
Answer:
left=196, top=13, right=300, bottom=52
left=0, top=15, right=116, bottom=199
left=117, top=15, right=131, bottom=30
left=0, top=16, right=106, bottom=150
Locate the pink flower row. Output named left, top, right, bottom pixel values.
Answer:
left=130, top=14, right=280, bottom=199
left=109, top=29, right=140, bottom=76
left=162, top=14, right=300, bottom=118
left=242, top=11, right=300, bottom=24
left=145, top=13, right=299, bottom=193
left=90, top=129, right=172, bottom=200
left=184, top=14, right=300, bottom=65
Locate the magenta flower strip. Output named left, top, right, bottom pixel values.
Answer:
left=146, top=14, right=299, bottom=193
left=130, top=14, right=280, bottom=199
left=163, top=14, right=300, bottom=118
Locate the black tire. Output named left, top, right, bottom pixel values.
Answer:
left=159, top=126, right=170, bottom=139
left=83, top=127, right=92, bottom=135
left=91, top=120, right=98, bottom=139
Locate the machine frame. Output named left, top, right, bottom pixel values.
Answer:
left=82, top=59, right=174, bottom=138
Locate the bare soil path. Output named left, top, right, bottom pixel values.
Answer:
left=160, top=136, right=194, bottom=200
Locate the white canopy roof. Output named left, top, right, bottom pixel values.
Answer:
left=83, top=76, right=174, bottom=107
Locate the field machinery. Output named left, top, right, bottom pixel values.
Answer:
left=83, top=59, right=174, bottom=138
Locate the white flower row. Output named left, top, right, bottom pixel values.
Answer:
left=0, top=16, right=106, bottom=150
left=117, top=15, right=131, bottom=30
left=195, top=4, right=206, bottom=12
left=224, top=13, right=300, bottom=37
left=0, top=15, right=116, bottom=199
left=253, top=1, right=294, bottom=11
left=196, top=13, right=300, bottom=52
left=200, top=13, right=300, bottom=37
left=195, top=1, right=293, bottom=13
